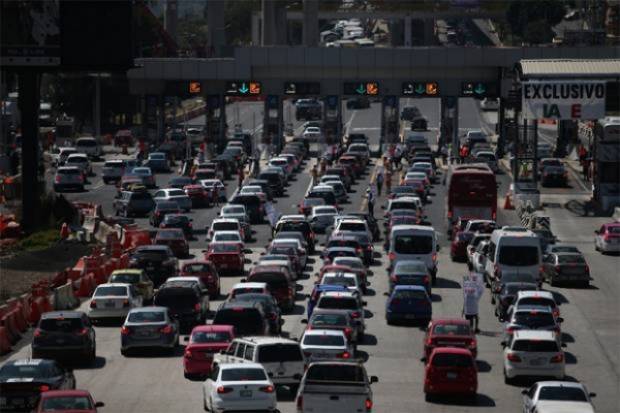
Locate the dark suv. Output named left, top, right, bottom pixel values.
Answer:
left=229, top=194, right=265, bottom=224
left=213, top=301, right=270, bottom=336
left=257, top=171, right=285, bottom=196
left=273, top=218, right=316, bottom=253
left=114, top=190, right=155, bottom=217
left=227, top=293, right=283, bottom=335
left=149, top=201, right=182, bottom=227
left=154, top=280, right=210, bottom=332
left=31, top=311, right=96, bottom=365
left=129, top=245, right=178, bottom=287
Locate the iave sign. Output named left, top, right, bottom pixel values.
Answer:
left=522, top=80, right=606, bottom=120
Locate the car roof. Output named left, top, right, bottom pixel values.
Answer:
left=233, top=336, right=299, bottom=345
left=40, top=311, right=84, bottom=319
left=303, top=329, right=345, bottom=336
left=233, top=282, right=267, bottom=289
left=535, top=381, right=586, bottom=389
left=430, top=347, right=473, bottom=355
left=96, top=283, right=130, bottom=288
left=393, top=285, right=427, bottom=292
left=516, top=290, right=555, bottom=300
left=513, top=330, right=557, bottom=340
left=128, top=306, right=167, bottom=313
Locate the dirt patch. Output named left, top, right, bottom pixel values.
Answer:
left=0, top=241, right=92, bottom=303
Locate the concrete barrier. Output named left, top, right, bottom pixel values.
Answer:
left=93, top=220, right=120, bottom=244
left=614, top=207, right=620, bottom=222
left=53, top=282, right=80, bottom=310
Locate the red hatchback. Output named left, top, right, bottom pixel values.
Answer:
left=183, top=325, right=234, bottom=379
left=180, top=261, right=221, bottom=299
left=424, top=347, right=477, bottom=401
left=423, top=318, right=477, bottom=360
left=36, top=389, right=104, bottom=413
left=154, top=228, right=189, bottom=258
left=204, top=242, right=244, bottom=275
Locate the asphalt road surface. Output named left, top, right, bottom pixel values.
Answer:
left=8, top=99, right=618, bottom=413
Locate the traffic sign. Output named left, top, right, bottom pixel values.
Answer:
left=188, top=81, right=201, bottom=94
left=343, top=82, right=379, bottom=96
left=402, top=82, right=439, bottom=97
left=461, top=81, right=497, bottom=97
left=284, top=81, right=321, bottom=95
left=225, top=81, right=262, bottom=96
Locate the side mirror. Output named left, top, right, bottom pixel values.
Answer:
left=594, top=230, right=599, bottom=234
left=561, top=342, right=567, bottom=348
left=95, top=402, right=105, bottom=408
left=243, top=249, right=251, bottom=254
left=362, top=301, right=367, bottom=306
left=589, top=392, right=597, bottom=398
left=521, top=389, right=528, bottom=395
left=420, top=356, right=426, bottom=363
left=380, top=205, right=385, bottom=209
left=500, top=341, right=507, bottom=347
left=219, top=350, right=226, bottom=354
left=268, top=372, right=274, bottom=378
left=370, top=375, right=379, bottom=384
left=240, top=278, right=247, bottom=282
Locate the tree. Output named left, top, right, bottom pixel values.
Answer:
left=506, top=0, right=566, bottom=43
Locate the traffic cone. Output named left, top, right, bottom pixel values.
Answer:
left=60, top=223, right=70, bottom=240
left=504, top=192, right=514, bottom=210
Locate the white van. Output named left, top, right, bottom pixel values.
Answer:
left=484, top=227, right=542, bottom=285
left=75, top=137, right=102, bottom=159
left=388, top=225, right=438, bottom=284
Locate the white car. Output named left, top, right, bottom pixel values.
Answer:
left=230, top=282, right=269, bottom=298
left=65, top=153, right=92, bottom=176
left=310, top=205, right=339, bottom=233
left=333, top=218, right=372, bottom=241
left=208, top=218, right=246, bottom=242
left=522, top=381, right=596, bottom=413
left=88, top=283, right=143, bottom=322
left=53, top=146, right=77, bottom=166
left=303, top=127, right=323, bottom=142
left=211, top=230, right=244, bottom=248
left=202, top=362, right=277, bottom=413
left=503, top=330, right=565, bottom=383
left=153, top=188, right=192, bottom=212
left=320, top=272, right=362, bottom=295
left=75, top=137, right=102, bottom=158
left=300, top=329, right=353, bottom=361
left=594, top=223, right=620, bottom=253
left=53, top=166, right=85, bottom=192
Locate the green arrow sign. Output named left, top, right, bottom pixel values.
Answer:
left=239, top=83, right=249, bottom=94
left=474, top=83, right=486, bottom=95
left=415, top=83, right=425, bottom=94
left=356, top=84, right=366, bottom=94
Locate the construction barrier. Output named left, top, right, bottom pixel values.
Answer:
left=53, top=281, right=80, bottom=310
left=6, top=299, right=28, bottom=333
left=0, top=326, right=12, bottom=354
left=18, top=295, right=31, bottom=326
left=122, top=229, right=151, bottom=251
left=1, top=311, right=21, bottom=344
left=76, top=273, right=95, bottom=298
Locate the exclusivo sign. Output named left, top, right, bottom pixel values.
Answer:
left=522, top=80, right=606, bottom=120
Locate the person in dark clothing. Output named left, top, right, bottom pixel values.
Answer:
left=9, top=148, right=19, bottom=175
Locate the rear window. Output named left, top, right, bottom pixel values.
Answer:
left=127, top=311, right=165, bottom=323
left=183, top=263, right=213, bottom=273
left=58, top=169, right=81, bottom=175
left=130, top=192, right=152, bottom=201
left=512, top=340, right=559, bottom=352
left=213, top=222, right=239, bottom=231
left=518, top=297, right=555, bottom=308
left=39, top=318, right=83, bottom=332
left=538, top=386, right=588, bottom=402
left=211, top=244, right=239, bottom=253
left=338, top=223, right=366, bottom=232
left=514, top=311, right=555, bottom=327
left=323, top=276, right=356, bottom=287
left=42, top=396, right=93, bottom=411
left=0, top=364, right=55, bottom=379
left=95, top=286, right=127, bottom=296
left=394, top=235, right=433, bottom=254
left=498, top=246, right=539, bottom=266
left=191, top=331, right=231, bottom=343
left=157, top=230, right=184, bottom=240
left=258, top=344, right=303, bottom=362
left=232, top=196, right=260, bottom=206
left=278, top=222, right=311, bottom=234
left=311, top=314, right=347, bottom=326
left=433, top=324, right=471, bottom=336
left=105, top=161, right=123, bottom=168
left=155, top=290, right=198, bottom=308
left=431, top=353, right=473, bottom=367
left=306, top=365, right=365, bottom=382
left=249, top=273, right=288, bottom=288
left=109, top=273, right=139, bottom=284
left=393, top=289, right=427, bottom=300
left=318, top=297, right=358, bottom=310
left=77, top=140, right=97, bottom=147
left=608, top=226, right=620, bottom=234
left=135, top=249, right=168, bottom=259
left=168, top=189, right=185, bottom=197
left=214, top=233, right=240, bottom=242
left=221, top=368, right=267, bottom=381
left=557, top=255, right=585, bottom=264
left=214, top=309, right=264, bottom=334
left=303, top=334, right=345, bottom=346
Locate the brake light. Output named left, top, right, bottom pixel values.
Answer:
left=39, top=385, right=50, bottom=392
left=506, top=353, right=521, bottom=362
left=492, top=211, right=497, bottom=220
left=350, top=311, right=360, bottom=319
left=550, top=354, right=564, bottom=363
left=120, top=326, right=130, bottom=335
left=122, top=299, right=130, bottom=308
left=90, top=300, right=97, bottom=309
left=33, top=328, right=43, bottom=337
left=585, top=264, right=590, bottom=274
left=55, top=175, right=61, bottom=183
left=259, top=385, right=275, bottom=393
left=447, top=211, right=453, bottom=219
left=422, top=276, right=429, bottom=284
left=388, top=252, right=396, bottom=261
left=432, top=252, right=437, bottom=262
left=217, top=386, right=233, bottom=394
left=337, top=351, right=351, bottom=359
left=506, top=327, right=517, bottom=334
left=365, top=398, right=373, bottom=411
left=494, top=264, right=500, bottom=278
left=77, top=327, right=89, bottom=336
left=296, top=395, right=303, bottom=410
left=344, top=327, right=352, bottom=339
left=555, top=265, right=561, bottom=273
left=184, top=350, right=193, bottom=359
left=390, top=275, right=398, bottom=283
left=160, top=325, right=173, bottom=334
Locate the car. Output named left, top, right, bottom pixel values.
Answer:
left=219, top=203, right=251, bottom=224
left=471, top=239, right=490, bottom=274
left=199, top=179, right=228, bottom=203
left=387, top=225, right=438, bottom=284
left=159, top=213, right=193, bottom=239
left=149, top=200, right=181, bottom=227
left=229, top=194, right=265, bottom=224
left=153, top=188, right=192, bottom=212
left=333, top=218, right=372, bottom=244
left=180, top=261, right=221, bottom=299
left=53, top=166, right=85, bottom=192
left=466, top=233, right=491, bottom=266
left=423, top=347, right=477, bottom=401
left=228, top=293, right=283, bottom=335
left=183, top=325, right=235, bottom=379
left=168, top=176, right=194, bottom=189
left=300, top=329, right=353, bottom=362
left=230, top=282, right=269, bottom=299
left=502, top=330, right=566, bottom=383
left=183, top=184, right=210, bottom=208
left=108, top=269, right=155, bottom=303
left=54, top=147, right=77, bottom=167
left=35, top=389, right=104, bottom=413
left=212, top=301, right=271, bottom=336
left=88, top=283, right=143, bottom=322
left=247, top=179, right=274, bottom=200
left=304, top=309, right=359, bottom=344
left=423, top=319, right=477, bottom=360
left=273, top=216, right=316, bottom=253
left=31, top=311, right=96, bottom=364
left=130, top=166, right=156, bottom=188
left=154, top=280, right=210, bottom=332
left=211, top=231, right=244, bottom=251
left=0, top=359, right=76, bottom=412
left=542, top=251, right=590, bottom=287
left=309, top=205, right=339, bottom=233
left=120, top=307, right=179, bottom=355
left=330, top=257, right=368, bottom=290
left=204, top=242, right=245, bottom=276
left=247, top=265, right=296, bottom=312
left=323, top=180, right=348, bottom=204
left=239, top=185, right=268, bottom=203
left=389, top=259, right=431, bottom=294
left=521, top=381, right=597, bottom=413
left=75, top=137, right=102, bottom=158
left=113, top=189, right=155, bottom=218
left=144, top=152, right=171, bottom=173
left=320, top=272, right=362, bottom=296
left=202, top=362, right=277, bottom=413
left=128, top=245, right=178, bottom=288
left=208, top=218, right=246, bottom=243
left=493, top=282, right=539, bottom=321
left=473, top=151, right=499, bottom=172
left=307, top=186, right=338, bottom=207
left=154, top=228, right=189, bottom=258
left=594, top=222, right=620, bottom=253
left=502, top=305, right=563, bottom=344
left=385, top=285, right=432, bottom=325
left=314, top=291, right=365, bottom=338
left=65, top=153, right=92, bottom=177
left=509, top=290, right=561, bottom=320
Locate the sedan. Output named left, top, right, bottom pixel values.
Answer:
left=108, top=269, right=155, bottom=303
left=542, top=252, right=590, bottom=287
left=160, top=213, right=193, bottom=239
left=180, top=261, right=221, bottom=299
left=145, top=152, right=171, bottom=173
left=492, top=282, right=538, bottom=321
left=154, top=228, right=190, bottom=258
left=153, top=188, right=192, bottom=212
left=149, top=201, right=181, bottom=227
left=36, top=390, right=104, bottom=413
left=88, top=283, right=143, bottom=322
left=385, top=285, right=432, bottom=325
left=130, top=166, right=156, bottom=188
left=594, top=222, right=620, bottom=254
left=121, top=307, right=179, bottom=355
left=202, top=363, right=277, bottom=413
left=522, top=381, right=596, bottom=413
left=305, top=309, right=359, bottom=344
left=389, top=260, right=430, bottom=294
left=300, top=329, right=353, bottom=361
left=310, top=205, right=339, bottom=233
left=183, top=325, right=235, bottom=379
left=423, top=319, right=477, bottom=360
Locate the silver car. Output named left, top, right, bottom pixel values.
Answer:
left=121, top=307, right=179, bottom=355
left=54, top=166, right=85, bottom=192
left=153, top=188, right=192, bottom=212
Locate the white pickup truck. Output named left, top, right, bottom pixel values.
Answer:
left=296, top=361, right=378, bottom=413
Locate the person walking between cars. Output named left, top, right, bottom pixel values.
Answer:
left=212, top=185, right=219, bottom=207
left=376, top=170, right=384, bottom=196
left=462, top=272, right=484, bottom=333
left=311, top=164, right=318, bottom=186
left=385, top=169, right=392, bottom=194
left=238, top=167, right=245, bottom=188
left=366, top=187, right=375, bottom=218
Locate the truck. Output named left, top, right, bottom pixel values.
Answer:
left=295, top=361, right=378, bottom=413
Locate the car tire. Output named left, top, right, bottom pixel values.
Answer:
left=121, top=348, right=128, bottom=357
left=203, top=397, right=210, bottom=412
left=88, top=346, right=96, bottom=365
left=424, top=393, right=433, bottom=402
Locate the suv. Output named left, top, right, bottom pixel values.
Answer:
left=114, top=190, right=155, bottom=217
left=129, top=245, right=178, bottom=288
left=212, top=301, right=271, bottom=336
left=247, top=265, right=295, bottom=312
left=154, top=280, right=210, bottom=332
left=273, top=216, right=316, bottom=254
left=214, top=337, right=305, bottom=392
left=54, top=166, right=85, bottom=192
left=227, top=294, right=283, bottom=335
left=31, top=311, right=96, bottom=364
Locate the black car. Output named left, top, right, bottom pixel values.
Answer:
left=149, top=200, right=181, bottom=227
left=0, top=359, right=76, bottom=412
left=168, top=176, right=194, bottom=189
left=247, top=179, right=274, bottom=201
left=492, top=282, right=539, bottom=321
left=160, top=213, right=193, bottom=238
left=212, top=301, right=270, bottom=336
left=31, top=311, right=96, bottom=365
left=229, top=194, right=264, bottom=224
left=400, top=106, right=421, bottom=121
left=257, top=171, right=285, bottom=196
left=113, top=190, right=154, bottom=218
left=129, top=245, right=178, bottom=288
left=542, top=252, right=590, bottom=287
left=154, top=280, right=209, bottom=332
left=227, top=294, right=283, bottom=335
left=273, top=218, right=316, bottom=253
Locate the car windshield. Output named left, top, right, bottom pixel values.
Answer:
left=557, top=255, right=585, bottom=264
left=95, top=286, right=127, bottom=297
left=258, top=344, right=303, bottom=362
left=157, top=230, right=183, bottom=240
left=433, top=324, right=471, bottom=336
left=0, top=364, right=55, bottom=379
left=513, top=311, right=555, bottom=327
left=303, top=334, right=345, bottom=346
left=394, top=235, right=433, bottom=254
left=39, top=318, right=83, bottom=332
left=191, top=331, right=231, bottom=343
left=498, top=246, right=539, bottom=266
left=431, top=353, right=473, bottom=367
left=512, top=340, right=559, bottom=352
left=221, top=368, right=267, bottom=381
left=538, top=386, right=588, bottom=402
left=213, top=222, right=239, bottom=231
left=323, top=276, right=356, bottom=287
left=318, top=297, right=358, bottom=310
left=127, top=311, right=165, bottom=323
left=311, top=314, right=347, bottom=326
left=41, top=396, right=93, bottom=411
left=109, top=273, right=140, bottom=283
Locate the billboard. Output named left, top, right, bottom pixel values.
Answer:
left=522, top=80, right=606, bottom=120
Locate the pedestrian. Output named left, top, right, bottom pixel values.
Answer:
left=385, top=169, right=392, bottom=194
left=376, top=170, right=384, bottom=196
left=582, top=156, right=591, bottom=181
left=462, top=272, right=484, bottom=333
left=366, top=187, right=375, bottom=218
left=310, top=164, right=318, bottom=186
left=212, top=185, right=219, bottom=207
left=238, top=166, right=245, bottom=188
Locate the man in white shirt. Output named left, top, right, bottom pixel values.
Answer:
left=462, top=272, right=484, bottom=333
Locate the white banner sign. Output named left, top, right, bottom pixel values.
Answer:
left=522, top=80, right=606, bottom=120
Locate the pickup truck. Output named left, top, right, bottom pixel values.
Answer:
left=296, top=361, right=378, bottom=413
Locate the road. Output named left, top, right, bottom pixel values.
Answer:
left=7, top=98, right=619, bottom=413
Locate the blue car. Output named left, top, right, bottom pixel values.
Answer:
left=307, top=284, right=350, bottom=318
left=385, top=285, right=432, bottom=325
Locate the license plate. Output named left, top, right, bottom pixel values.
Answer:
left=446, top=372, right=458, bottom=379
left=105, top=302, right=115, bottom=308
left=240, top=390, right=252, bottom=397
left=530, top=359, right=544, bottom=366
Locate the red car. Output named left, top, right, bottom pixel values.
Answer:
left=204, top=242, right=244, bottom=275
left=154, top=228, right=189, bottom=258
left=183, top=325, right=235, bottom=379
left=424, top=347, right=477, bottom=401
left=450, top=231, right=474, bottom=262
left=184, top=184, right=211, bottom=208
left=423, top=318, right=477, bottom=360
left=247, top=265, right=295, bottom=312
left=180, top=261, right=221, bottom=299
left=36, top=389, right=104, bottom=413
left=450, top=216, right=474, bottom=240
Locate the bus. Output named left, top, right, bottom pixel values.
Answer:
left=446, top=164, right=497, bottom=229
left=593, top=117, right=620, bottom=211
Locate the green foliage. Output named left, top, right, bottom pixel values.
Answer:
left=506, top=0, right=566, bottom=42
left=19, top=229, right=59, bottom=252
left=225, top=0, right=261, bottom=44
